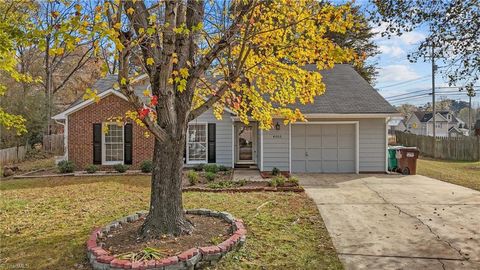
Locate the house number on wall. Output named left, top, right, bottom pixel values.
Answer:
left=273, top=135, right=282, bottom=139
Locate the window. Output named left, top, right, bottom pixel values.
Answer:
left=103, top=123, right=124, bottom=164
left=187, top=124, right=207, bottom=163
left=435, top=122, right=442, bottom=128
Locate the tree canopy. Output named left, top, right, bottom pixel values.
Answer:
left=371, top=0, right=479, bottom=92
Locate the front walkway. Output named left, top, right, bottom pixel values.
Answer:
left=298, top=173, right=480, bottom=270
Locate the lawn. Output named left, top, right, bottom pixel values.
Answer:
left=417, top=158, right=480, bottom=191
left=0, top=176, right=342, bottom=270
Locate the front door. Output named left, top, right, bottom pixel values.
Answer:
left=236, top=123, right=256, bottom=164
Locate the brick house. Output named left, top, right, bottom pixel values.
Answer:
left=53, top=65, right=399, bottom=173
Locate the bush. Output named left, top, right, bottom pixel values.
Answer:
left=57, top=160, right=75, bottom=173
left=85, top=164, right=98, bottom=174
left=271, top=167, right=281, bottom=176
left=140, top=160, right=153, bottom=173
left=113, top=164, right=129, bottom=173
left=193, top=164, right=204, bottom=171
left=287, top=176, right=299, bottom=186
left=269, top=175, right=286, bottom=187
left=187, top=170, right=199, bottom=185
left=218, top=165, right=229, bottom=172
left=203, top=164, right=218, bottom=173
left=205, top=171, right=216, bottom=182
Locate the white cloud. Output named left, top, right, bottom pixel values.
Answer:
left=399, top=31, right=426, bottom=45
left=379, top=45, right=405, bottom=57
left=378, top=65, right=421, bottom=82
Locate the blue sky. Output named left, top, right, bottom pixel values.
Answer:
left=330, top=0, right=479, bottom=109
left=368, top=20, right=480, bottom=109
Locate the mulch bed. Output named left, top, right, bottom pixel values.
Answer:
left=101, top=214, right=231, bottom=257
left=183, top=180, right=303, bottom=192
left=260, top=171, right=291, bottom=178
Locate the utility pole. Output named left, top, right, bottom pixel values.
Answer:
left=431, top=42, right=436, bottom=157
left=467, top=87, right=476, bottom=136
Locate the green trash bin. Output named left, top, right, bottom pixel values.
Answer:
left=388, top=146, right=401, bottom=171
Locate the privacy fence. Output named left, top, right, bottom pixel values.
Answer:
left=0, top=146, right=28, bottom=165
left=395, top=131, right=480, bottom=161
left=43, top=134, right=64, bottom=155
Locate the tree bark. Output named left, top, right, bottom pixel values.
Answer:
left=140, top=129, right=193, bottom=238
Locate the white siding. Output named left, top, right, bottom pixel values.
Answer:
left=189, top=109, right=233, bottom=167
left=358, top=118, right=386, bottom=172
left=262, top=122, right=290, bottom=171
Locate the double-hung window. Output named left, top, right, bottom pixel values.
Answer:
left=102, top=123, right=124, bottom=165
left=187, top=124, right=207, bottom=163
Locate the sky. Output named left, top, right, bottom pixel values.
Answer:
left=366, top=18, right=480, bottom=109
left=329, top=0, right=480, bottom=109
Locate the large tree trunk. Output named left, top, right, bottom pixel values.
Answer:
left=140, top=131, right=193, bottom=238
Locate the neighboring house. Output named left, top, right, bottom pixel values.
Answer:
left=387, top=117, right=406, bottom=135
left=404, top=111, right=466, bottom=137
left=52, top=64, right=399, bottom=173
left=475, top=120, right=480, bottom=136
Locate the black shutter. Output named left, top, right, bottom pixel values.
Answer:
left=124, top=123, right=133, bottom=165
left=93, top=124, right=102, bottom=164
left=208, top=123, right=216, bottom=163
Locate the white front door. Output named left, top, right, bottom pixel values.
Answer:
left=236, top=123, right=256, bottom=164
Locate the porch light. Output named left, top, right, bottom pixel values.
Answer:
left=275, top=122, right=281, bottom=130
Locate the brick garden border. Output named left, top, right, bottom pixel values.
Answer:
left=87, top=209, right=246, bottom=270
left=182, top=186, right=304, bottom=193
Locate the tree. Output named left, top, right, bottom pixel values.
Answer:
left=396, top=103, right=417, bottom=117
left=371, top=0, right=479, bottom=93
left=0, top=1, right=35, bottom=136
left=328, top=5, right=379, bottom=83
left=80, top=0, right=356, bottom=238
left=30, top=1, right=101, bottom=135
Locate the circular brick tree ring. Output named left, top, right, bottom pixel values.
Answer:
left=86, top=209, right=246, bottom=270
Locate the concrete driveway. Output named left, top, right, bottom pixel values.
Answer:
left=299, top=174, right=480, bottom=270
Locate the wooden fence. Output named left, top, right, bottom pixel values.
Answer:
left=0, top=146, right=27, bottom=165
left=395, top=131, right=480, bottom=161
left=43, top=134, right=64, bottom=155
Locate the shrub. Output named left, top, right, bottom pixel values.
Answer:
left=187, top=170, right=199, bottom=185
left=85, top=164, right=98, bottom=174
left=113, top=164, right=129, bottom=173
left=269, top=175, right=286, bottom=187
left=287, top=176, right=299, bottom=186
left=140, top=160, right=153, bottom=173
left=218, top=165, right=229, bottom=172
left=271, top=167, right=281, bottom=176
left=205, top=171, right=216, bottom=182
left=203, top=164, right=218, bottom=173
left=193, top=164, right=204, bottom=171
left=57, top=160, right=75, bottom=173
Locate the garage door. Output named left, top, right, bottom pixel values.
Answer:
left=291, top=124, right=356, bottom=173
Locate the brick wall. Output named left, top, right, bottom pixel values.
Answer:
left=68, top=94, right=154, bottom=170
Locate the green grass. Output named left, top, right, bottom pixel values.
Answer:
left=417, top=158, right=480, bottom=191
left=0, top=176, right=342, bottom=270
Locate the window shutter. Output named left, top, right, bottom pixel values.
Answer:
left=124, top=123, right=133, bottom=165
left=208, top=123, right=216, bottom=163
left=93, top=124, right=102, bottom=164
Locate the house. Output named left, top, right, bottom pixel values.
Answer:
left=387, top=117, right=406, bottom=135
left=52, top=64, right=399, bottom=173
left=404, top=111, right=466, bottom=137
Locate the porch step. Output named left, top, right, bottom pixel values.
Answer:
left=234, top=164, right=258, bottom=169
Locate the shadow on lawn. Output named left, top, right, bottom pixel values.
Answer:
left=0, top=175, right=151, bottom=191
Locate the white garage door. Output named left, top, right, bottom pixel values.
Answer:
left=291, top=124, right=356, bottom=173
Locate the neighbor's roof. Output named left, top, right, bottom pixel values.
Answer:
left=288, top=64, right=397, bottom=114
left=414, top=111, right=451, bottom=122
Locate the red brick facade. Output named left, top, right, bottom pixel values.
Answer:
left=68, top=94, right=154, bottom=170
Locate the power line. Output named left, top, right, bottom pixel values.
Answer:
left=376, top=76, right=430, bottom=89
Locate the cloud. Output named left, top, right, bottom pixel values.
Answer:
left=379, top=45, right=405, bottom=57
left=378, top=65, right=421, bottom=82
left=399, top=31, right=426, bottom=45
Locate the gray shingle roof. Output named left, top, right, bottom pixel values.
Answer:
left=64, top=64, right=397, bottom=115
left=289, top=64, right=397, bottom=114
